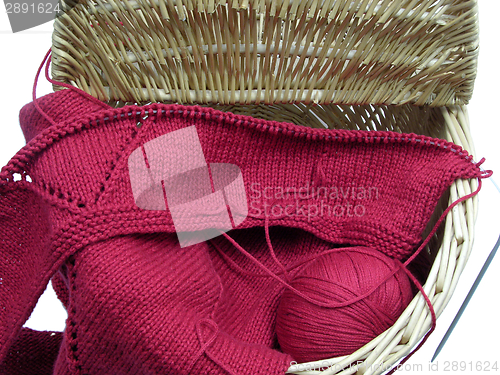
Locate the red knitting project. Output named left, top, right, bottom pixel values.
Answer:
left=0, top=88, right=489, bottom=374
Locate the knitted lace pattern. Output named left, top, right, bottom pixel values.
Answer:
left=0, top=89, right=485, bottom=374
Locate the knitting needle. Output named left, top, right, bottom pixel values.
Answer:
left=432, top=175, right=500, bottom=362
left=431, top=231, right=500, bottom=362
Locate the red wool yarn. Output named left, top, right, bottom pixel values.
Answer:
left=0, top=77, right=489, bottom=372
left=276, top=247, right=414, bottom=363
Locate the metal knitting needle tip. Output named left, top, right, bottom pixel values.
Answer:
left=431, top=232, right=500, bottom=362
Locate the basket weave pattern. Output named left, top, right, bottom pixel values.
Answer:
left=52, top=0, right=478, bottom=106
left=49, top=1, right=480, bottom=374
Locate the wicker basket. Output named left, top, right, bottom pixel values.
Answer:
left=50, top=1, right=480, bottom=374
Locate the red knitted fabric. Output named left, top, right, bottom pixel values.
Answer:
left=0, top=328, right=62, bottom=375
left=0, top=89, right=487, bottom=374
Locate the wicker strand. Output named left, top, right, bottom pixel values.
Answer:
left=51, top=0, right=478, bottom=106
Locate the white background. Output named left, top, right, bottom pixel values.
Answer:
left=0, top=1, right=499, bottom=374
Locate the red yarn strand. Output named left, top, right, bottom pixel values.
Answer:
left=222, top=231, right=407, bottom=309
left=219, top=175, right=487, bottom=369
left=383, top=178, right=486, bottom=373
left=32, top=49, right=58, bottom=128
left=42, top=49, right=112, bottom=111
left=404, top=178, right=485, bottom=268
left=31, top=48, right=112, bottom=131
left=264, top=213, right=291, bottom=282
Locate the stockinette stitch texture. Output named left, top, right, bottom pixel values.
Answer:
left=53, top=232, right=294, bottom=375
left=208, top=227, right=336, bottom=347
left=56, top=227, right=333, bottom=374
left=0, top=88, right=488, bottom=374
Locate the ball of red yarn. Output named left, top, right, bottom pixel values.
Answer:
left=276, top=247, right=414, bottom=363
